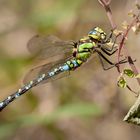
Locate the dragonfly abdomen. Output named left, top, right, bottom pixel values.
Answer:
left=66, top=59, right=83, bottom=70
left=48, top=59, right=83, bottom=78
left=0, top=74, right=46, bottom=111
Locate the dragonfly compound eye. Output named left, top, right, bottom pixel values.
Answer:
left=88, top=30, right=100, bottom=40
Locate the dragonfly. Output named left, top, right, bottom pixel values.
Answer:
left=0, top=27, right=127, bottom=111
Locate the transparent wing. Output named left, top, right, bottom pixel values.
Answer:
left=23, top=59, right=71, bottom=85
left=27, top=35, right=74, bottom=60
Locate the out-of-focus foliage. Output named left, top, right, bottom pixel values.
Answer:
left=0, top=0, right=140, bottom=140
left=0, top=102, right=101, bottom=139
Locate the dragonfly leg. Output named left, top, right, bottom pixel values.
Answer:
left=101, top=28, right=115, bottom=44
left=96, top=50, right=128, bottom=70
left=97, top=34, right=118, bottom=57
left=98, top=54, right=114, bottom=70
left=104, top=30, right=113, bottom=43
left=100, top=47, right=118, bottom=56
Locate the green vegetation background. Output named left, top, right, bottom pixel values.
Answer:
left=0, top=0, right=140, bottom=140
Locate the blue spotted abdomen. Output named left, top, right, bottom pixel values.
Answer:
left=48, top=59, right=83, bottom=77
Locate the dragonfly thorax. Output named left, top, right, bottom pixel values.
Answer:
left=72, top=40, right=96, bottom=61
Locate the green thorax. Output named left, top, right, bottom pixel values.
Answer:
left=76, top=39, right=96, bottom=61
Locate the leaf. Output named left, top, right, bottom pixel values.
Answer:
left=117, top=76, right=127, bottom=88
left=123, top=69, right=135, bottom=78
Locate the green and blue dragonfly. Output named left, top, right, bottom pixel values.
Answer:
left=0, top=27, right=127, bottom=111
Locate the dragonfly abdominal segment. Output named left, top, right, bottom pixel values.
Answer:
left=0, top=74, right=46, bottom=111
left=48, top=59, right=83, bottom=77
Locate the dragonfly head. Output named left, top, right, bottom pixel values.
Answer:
left=88, top=27, right=106, bottom=42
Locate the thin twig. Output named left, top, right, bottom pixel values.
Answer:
left=118, top=14, right=140, bottom=85
left=98, top=0, right=116, bottom=29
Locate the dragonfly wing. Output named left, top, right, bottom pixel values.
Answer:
left=23, top=59, right=70, bottom=85
left=27, top=35, right=74, bottom=60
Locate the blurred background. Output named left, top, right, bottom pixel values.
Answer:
left=0, top=0, right=140, bottom=140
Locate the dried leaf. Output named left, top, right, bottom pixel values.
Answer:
left=132, top=22, right=140, bottom=34
left=128, top=10, right=135, bottom=17
left=122, top=21, right=129, bottom=29
left=132, top=25, right=137, bottom=32
left=113, top=29, right=123, bottom=36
